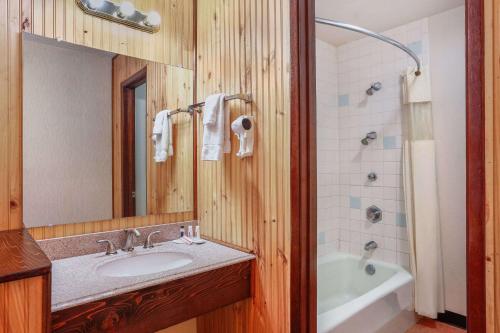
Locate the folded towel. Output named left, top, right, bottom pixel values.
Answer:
left=201, top=94, right=231, bottom=161
left=403, top=66, right=432, bottom=104
left=203, top=94, right=224, bottom=126
left=152, top=110, right=174, bottom=163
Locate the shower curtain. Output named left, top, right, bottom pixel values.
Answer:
left=402, top=67, right=445, bottom=319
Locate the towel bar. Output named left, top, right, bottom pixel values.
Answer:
left=152, top=93, right=253, bottom=121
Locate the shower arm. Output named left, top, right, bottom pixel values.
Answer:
left=315, top=17, right=422, bottom=76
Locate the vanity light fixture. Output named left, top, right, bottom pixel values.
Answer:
left=118, top=1, right=135, bottom=18
left=76, top=0, right=161, bottom=33
left=88, top=0, right=104, bottom=10
left=145, top=11, right=162, bottom=27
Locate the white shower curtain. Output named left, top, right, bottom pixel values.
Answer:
left=402, top=67, right=445, bottom=319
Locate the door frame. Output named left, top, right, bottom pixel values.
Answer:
left=290, top=0, right=317, bottom=332
left=466, top=0, right=485, bottom=331
left=289, top=0, right=486, bottom=331
left=120, top=67, right=147, bottom=218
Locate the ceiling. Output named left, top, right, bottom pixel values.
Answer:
left=315, top=0, right=464, bottom=46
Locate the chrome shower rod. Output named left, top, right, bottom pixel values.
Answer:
left=315, top=17, right=422, bottom=76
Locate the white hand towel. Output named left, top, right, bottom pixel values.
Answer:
left=152, top=110, right=174, bottom=163
left=201, top=94, right=231, bottom=161
left=403, top=66, right=432, bottom=104
left=203, top=94, right=224, bottom=125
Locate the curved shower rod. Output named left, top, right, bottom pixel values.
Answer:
left=315, top=17, right=422, bottom=76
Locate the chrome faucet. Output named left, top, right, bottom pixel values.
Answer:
left=364, top=241, right=378, bottom=251
left=123, top=229, right=141, bottom=252
left=97, top=239, right=118, bottom=255
left=144, top=231, right=161, bottom=248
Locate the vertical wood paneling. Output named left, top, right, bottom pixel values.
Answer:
left=485, top=0, right=499, bottom=331
left=112, top=55, right=194, bottom=218
left=0, top=0, right=195, bottom=233
left=0, top=1, right=195, bottom=332
left=0, top=276, right=47, bottom=333
left=29, top=0, right=194, bottom=69
left=0, top=0, right=10, bottom=232
left=196, top=0, right=291, bottom=331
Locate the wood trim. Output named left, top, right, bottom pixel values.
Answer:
left=120, top=67, right=147, bottom=217
left=43, top=273, right=52, bottom=333
left=52, top=261, right=252, bottom=333
left=0, top=229, right=51, bottom=283
left=192, top=0, right=198, bottom=220
left=484, top=0, right=498, bottom=331
left=466, top=0, right=486, bottom=332
left=120, top=67, right=148, bottom=90
left=289, top=0, right=317, bottom=332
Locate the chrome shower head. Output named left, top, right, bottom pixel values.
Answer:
left=366, top=82, right=382, bottom=96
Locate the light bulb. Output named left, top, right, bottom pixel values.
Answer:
left=118, top=1, right=135, bottom=18
left=144, top=11, right=161, bottom=27
left=88, top=0, right=104, bottom=9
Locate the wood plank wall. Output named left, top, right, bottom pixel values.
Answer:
left=0, top=2, right=193, bottom=331
left=195, top=0, right=291, bottom=331
left=485, top=0, right=499, bottom=331
left=111, top=55, right=194, bottom=219
left=0, top=0, right=194, bottom=233
left=29, top=0, right=194, bottom=69
left=0, top=276, right=48, bottom=333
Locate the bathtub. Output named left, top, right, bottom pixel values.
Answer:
left=318, top=252, right=415, bottom=333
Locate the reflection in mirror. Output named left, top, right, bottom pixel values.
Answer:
left=22, top=33, right=194, bottom=228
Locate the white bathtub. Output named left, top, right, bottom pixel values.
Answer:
left=318, top=252, right=415, bottom=333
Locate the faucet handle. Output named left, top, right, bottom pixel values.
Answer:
left=125, top=228, right=141, bottom=236
left=97, top=240, right=118, bottom=255
left=144, top=231, right=161, bottom=249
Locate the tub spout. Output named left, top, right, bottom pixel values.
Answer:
left=364, top=241, right=378, bottom=251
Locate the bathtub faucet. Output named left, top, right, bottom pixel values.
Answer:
left=364, top=241, right=378, bottom=251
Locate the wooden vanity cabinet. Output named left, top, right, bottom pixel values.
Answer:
left=0, top=229, right=52, bottom=333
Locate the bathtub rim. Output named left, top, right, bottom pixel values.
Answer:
left=317, top=252, right=414, bottom=333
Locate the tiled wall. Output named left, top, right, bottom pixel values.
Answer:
left=316, top=39, right=340, bottom=257
left=317, top=18, right=431, bottom=268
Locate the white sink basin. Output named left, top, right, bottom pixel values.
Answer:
left=96, top=252, right=193, bottom=277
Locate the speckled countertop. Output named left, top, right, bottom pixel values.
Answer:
left=51, top=240, right=255, bottom=312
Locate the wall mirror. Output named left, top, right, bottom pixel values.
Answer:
left=22, top=33, right=194, bottom=228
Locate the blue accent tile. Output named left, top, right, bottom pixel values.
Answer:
left=383, top=136, right=397, bottom=149
left=338, top=94, right=350, bottom=107
left=349, top=196, right=361, bottom=209
left=396, top=213, right=407, bottom=227
left=407, top=41, right=423, bottom=55
left=318, top=232, right=326, bottom=245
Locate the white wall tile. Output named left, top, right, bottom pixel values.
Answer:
left=317, top=19, right=432, bottom=268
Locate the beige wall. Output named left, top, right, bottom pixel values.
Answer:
left=429, top=5, right=467, bottom=316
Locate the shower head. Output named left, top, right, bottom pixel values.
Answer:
left=366, top=82, right=382, bottom=96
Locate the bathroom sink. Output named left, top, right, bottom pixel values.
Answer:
left=96, top=252, right=193, bottom=277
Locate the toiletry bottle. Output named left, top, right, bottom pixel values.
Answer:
left=180, top=226, right=185, bottom=238
left=188, top=225, right=193, bottom=238
left=195, top=226, right=200, bottom=240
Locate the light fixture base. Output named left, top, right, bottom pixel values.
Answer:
left=76, top=0, right=160, bottom=34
